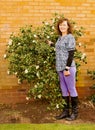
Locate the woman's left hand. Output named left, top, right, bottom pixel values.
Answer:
left=64, top=70, right=70, bottom=76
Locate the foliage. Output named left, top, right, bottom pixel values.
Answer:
left=87, top=70, right=95, bottom=103
left=5, top=13, right=86, bottom=109
left=90, top=95, right=95, bottom=103
left=87, top=70, right=95, bottom=80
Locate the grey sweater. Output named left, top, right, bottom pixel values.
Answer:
left=55, top=34, right=76, bottom=72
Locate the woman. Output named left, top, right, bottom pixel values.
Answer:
left=55, top=18, right=78, bottom=121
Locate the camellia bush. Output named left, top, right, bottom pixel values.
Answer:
left=4, top=13, right=86, bottom=109
left=87, top=70, right=95, bottom=103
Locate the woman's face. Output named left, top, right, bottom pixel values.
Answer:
left=59, top=21, right=69, bottom=34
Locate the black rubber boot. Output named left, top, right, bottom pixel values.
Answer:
left=66, top=96, right=78, bottom=121
left=55, top=96, right=70, bottom=120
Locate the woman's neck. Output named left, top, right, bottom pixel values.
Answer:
left=62, top=32, right=67, bottom=37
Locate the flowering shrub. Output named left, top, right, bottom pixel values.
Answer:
left=87, top=70, right=95, bottom=80
left=87, top=70, right=95, bottom=103
left=5, top=14, right=86, bottom=109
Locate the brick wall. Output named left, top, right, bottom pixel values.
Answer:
left=0, top=0, right=95, bottom=103
left=0, top=88, right=28, bottom=104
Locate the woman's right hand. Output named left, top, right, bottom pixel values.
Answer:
left=46, top=40, right=53, bottom=46
left=64, top=70, right=70, bottom=76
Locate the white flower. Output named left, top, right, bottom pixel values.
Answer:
left=18, top=79, right=21, bottom=84
left=51, top=32, right=54, bottom=35
left=25, top=69, right=28, bottom=74
left=81, top=53, right=86, bottom=60
left=8, top=39, right=12, bottom=46
left=18, top=42, right=21, bottom=45
left=52, top=26, right=55, bottom=30
left=56, top=104, right=59, bottom=109
left=36, top=65, right=39, bottom=69
left=57, top=16, right=60, bottom=19
left=52, top=18, right=55, bottom=23
left=4, top=54, right=7, bottom=59
left=38, top=94, right=41, bottom=99
left=7, top=70, right=10, bottom=75
left=34, top=34, right=37, bottom=38
left=78, top=42, right=82, bottom=47
left=26, top=97, right=30, bottom=100
left=34, top=85, right=38, bottom=88
left=74, top=25, right=77, bottom=29
left=36, top=72, right=40, bottom=77
left=79, top=32, right=83, bottom=36
left=7, top=45, right=9, bottom=48
left=14, top=72, right=17, bottom=75
left=44, top=61, right=46, bottom=64
left=45, top=22, right=49, bottom=25
left=47, top=36, right=50, bottom=39
left=33, top=40, right=36, bottom=43
left=54, top=48, right=56, bottom=51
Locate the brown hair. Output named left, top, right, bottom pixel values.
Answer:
left=56, top=18, right=73, bottom=35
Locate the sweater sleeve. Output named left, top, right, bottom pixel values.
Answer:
left=65, top=35, right=76, bottom=51
left=66, top=50, right=75, bottom=67
left=65, top=34, right=76, bottom=67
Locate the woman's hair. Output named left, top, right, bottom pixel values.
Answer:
left=56, top=18, right=73, bottom=35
